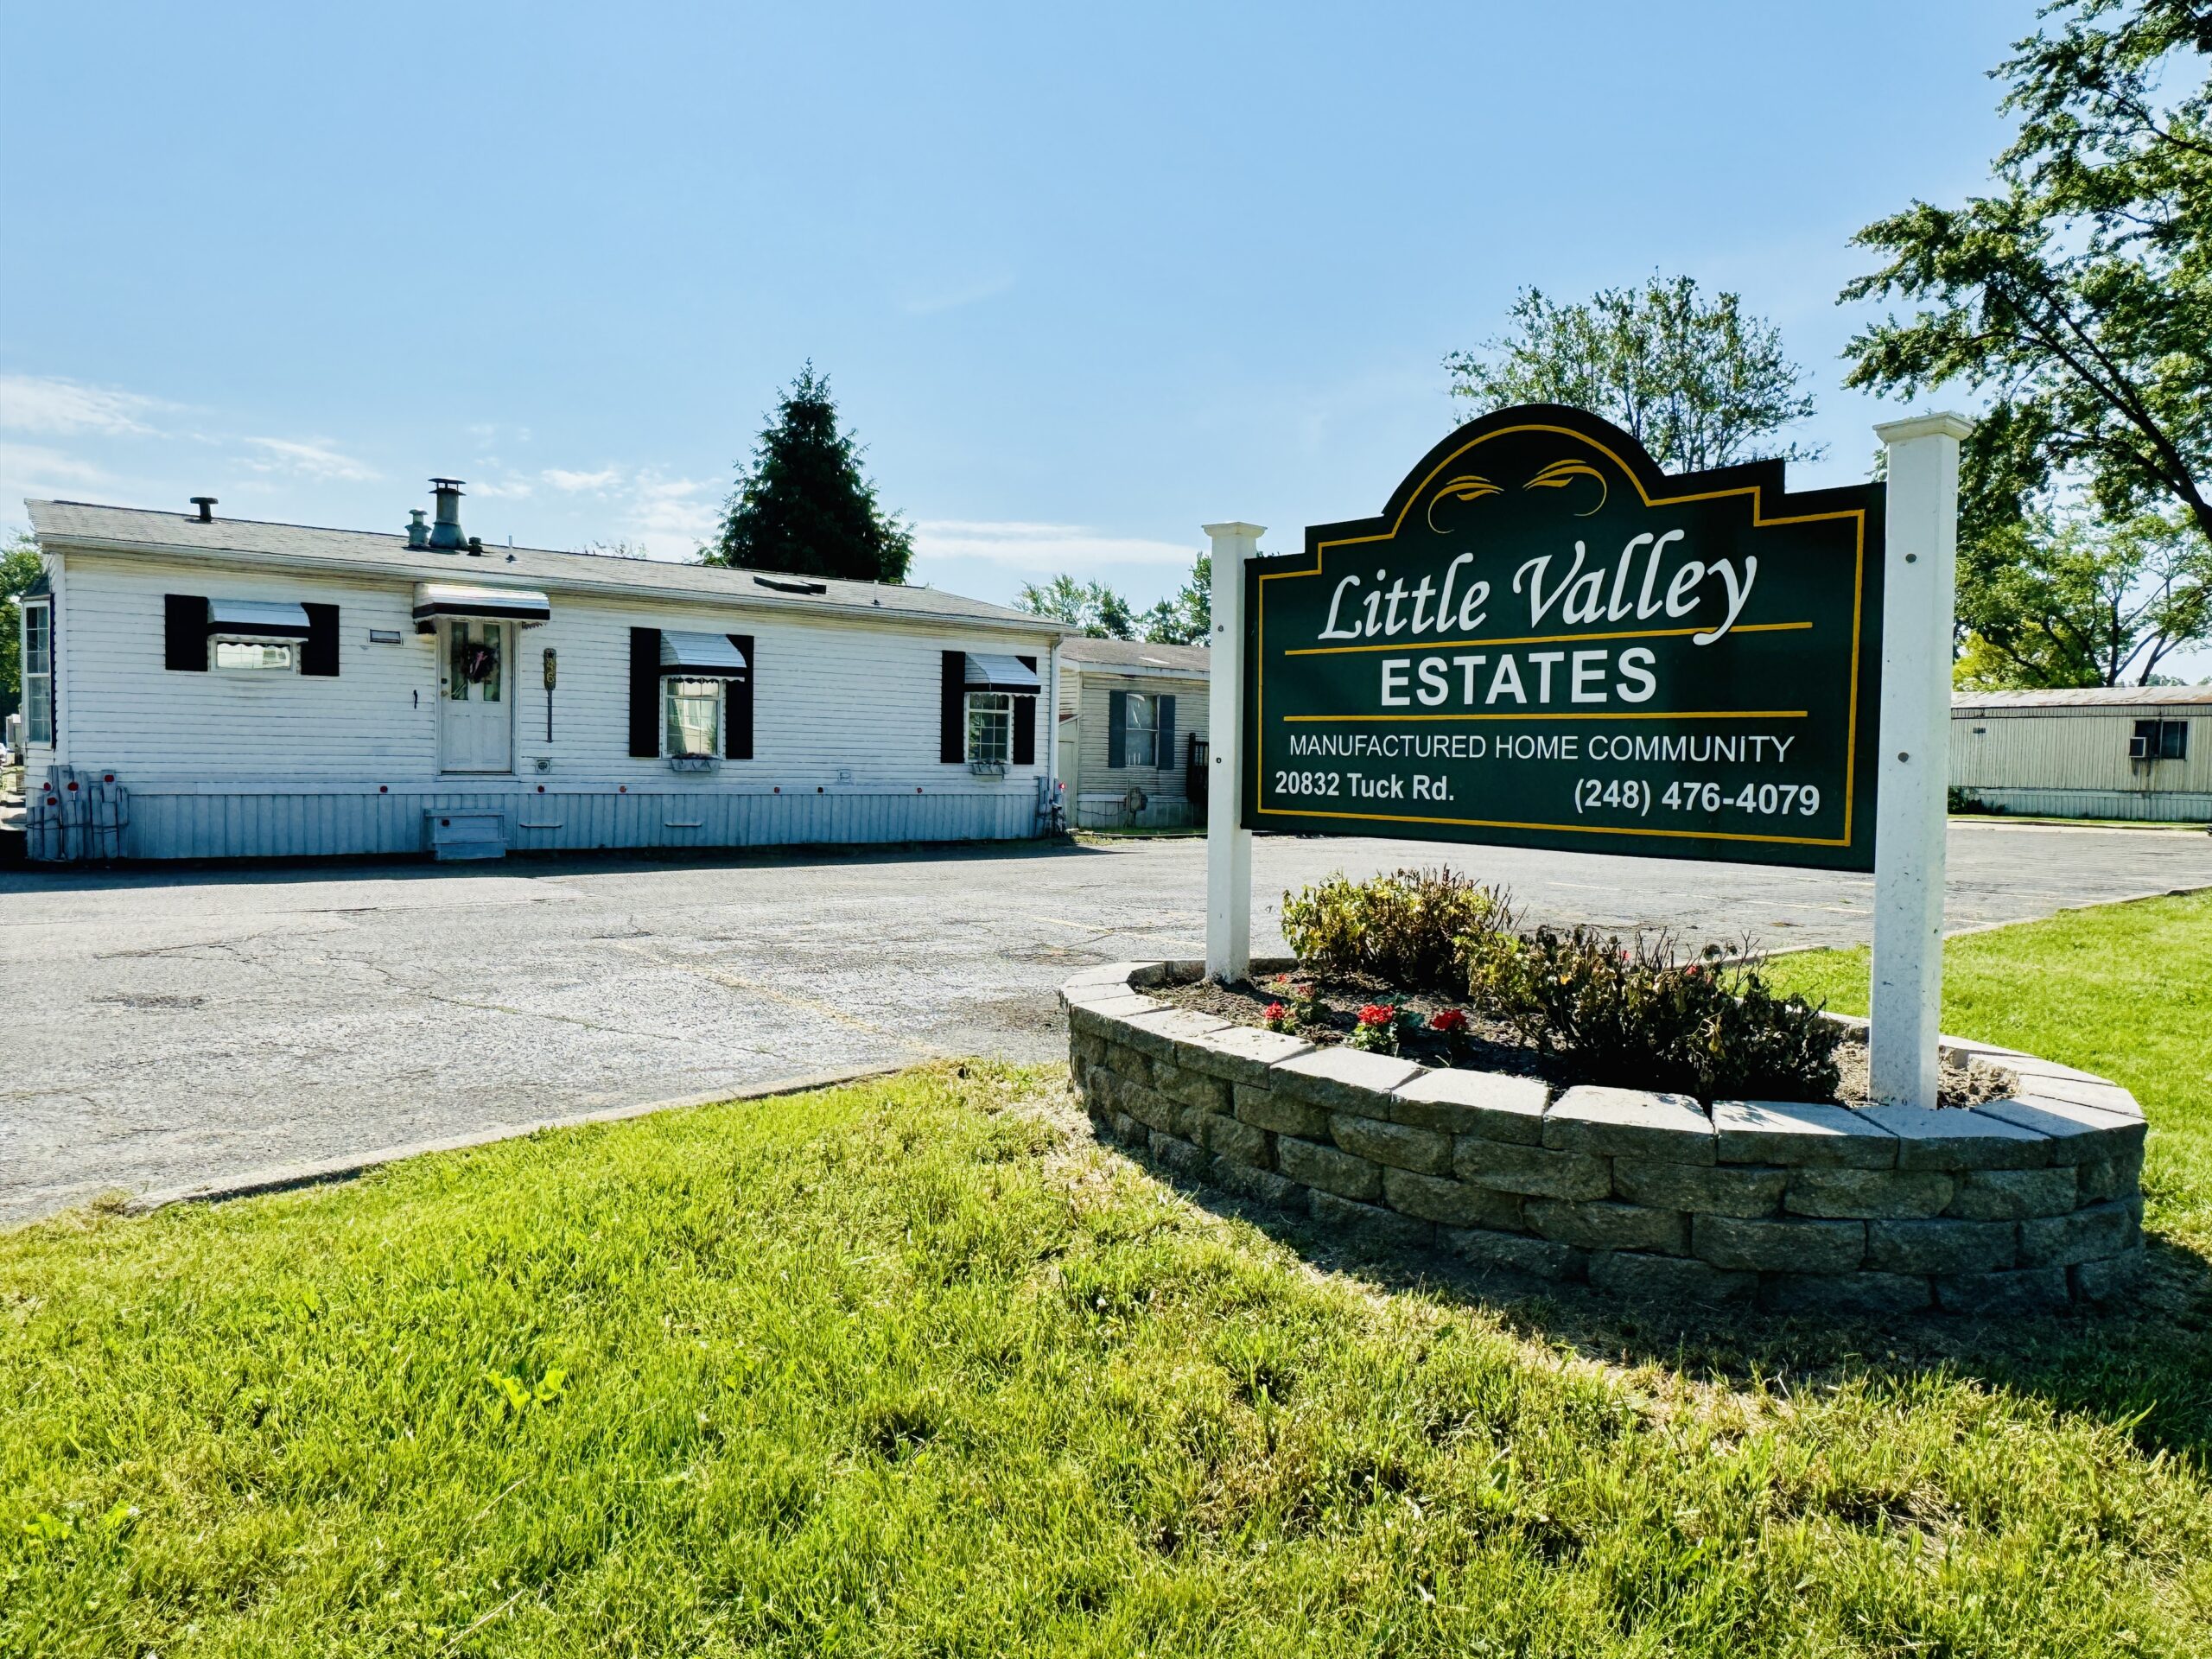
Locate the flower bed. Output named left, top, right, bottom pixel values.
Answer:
left=1062, top=960, right=2147, bottom=1316
left=1166, top=970, right=2006, bottom=1109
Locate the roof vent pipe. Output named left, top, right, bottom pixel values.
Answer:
left=406, top=508, right=429, bottom=550
left=427, top=478, right=466, bottom=552
left=190, top=496, right=216, bottom=523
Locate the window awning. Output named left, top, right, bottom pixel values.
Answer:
left=963, top=652, right=1041, bottom=694
left=207, top=597, right=312, bottom=640
left=660, top=630, right=749, bottom=677
left=411, top=582, right=552, bottom=631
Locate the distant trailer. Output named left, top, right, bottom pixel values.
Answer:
left=17, top=484, right=1070, bottom=863
left=1950, top=685, right=2212, bottom=822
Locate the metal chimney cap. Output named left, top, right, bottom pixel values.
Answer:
left=189, top=496, right=217, bottom=522
left=429, top=477, right=465, bottom=492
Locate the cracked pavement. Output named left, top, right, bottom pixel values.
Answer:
left=7, top=821, right=2210, bottom=1225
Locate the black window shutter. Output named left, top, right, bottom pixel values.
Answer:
left=164, top=594, right=208, bottom=671
left=1012, top=656, right=1037, bottom=766
left=629, top=628, right=661, bottom=757
left=940, top=651, right=965, bottom=764
left=1107, top=690, right=1127, bottom=768
left=1156, top=694, right=1175, bottom=772
left=725, top=634, right=754, bottom=760
left=301, top=603, right=340, bottom=676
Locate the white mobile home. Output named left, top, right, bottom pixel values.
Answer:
left=1950, top=685, right=2212, bottom=821
left=17, top=485, right=1068, bottom=861
left=1052, top=636, right=1211, bottom=830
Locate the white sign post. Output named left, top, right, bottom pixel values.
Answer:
left=1869, top=413, right=1974, bottom=1108
left=1205, top=521, right=1264, bottom=982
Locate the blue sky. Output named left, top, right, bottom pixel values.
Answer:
left=19, top=1, right=2182, bottom=664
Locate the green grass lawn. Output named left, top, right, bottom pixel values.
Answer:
left=4, top=902, right=2212, bottom=1655
left=1769, top=889, right=2212, bottom=1260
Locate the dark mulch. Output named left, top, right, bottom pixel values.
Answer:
left=1154, top=970, right=2012, bottom=1110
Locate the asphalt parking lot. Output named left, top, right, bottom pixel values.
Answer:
left=6, top=821, right=2210, bottom=1225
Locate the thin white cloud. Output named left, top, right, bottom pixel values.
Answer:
left=899, top=272, right=1016, bottom=316
left=625, top=471, right=718, bottom=552
left=912, top=519, right=1196, bottom=570
left=543, top=466, right=624, bottom=493
left=468, top=476, right=536, bottom=500
left=243, top=436, right=378, bottom=482
left=0, top=442, right=107, bottom=489
left=0, top=373, right=164, bottom=436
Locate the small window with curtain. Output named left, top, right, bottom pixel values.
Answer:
left=1123, top=692, right=1157, bottom=766
left=21, top=601, right=51, bottom=745
left=213, top=640, right=296, bottom=671
left=664, top=678, right=724, bottom=757
left=965, top=691, right=1013, bottom=766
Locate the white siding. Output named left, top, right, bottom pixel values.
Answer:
left=1952, top=709, right=2210, bottom=794
left=1950, top=706, right=2211, bottom=819
left=43, top=551, right=1059, bottom=856
left=1060, top=668, right=1211, bottom=826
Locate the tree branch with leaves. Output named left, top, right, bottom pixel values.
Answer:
left=1445, top=274, right=1822, bottom=472
left=1840, top=0, right=2212, bottom=679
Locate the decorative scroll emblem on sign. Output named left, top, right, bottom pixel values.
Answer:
left=1241, top=404, right=1885, bottom=870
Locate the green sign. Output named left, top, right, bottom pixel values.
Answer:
left=1241, top=404, right=1885, bottom=871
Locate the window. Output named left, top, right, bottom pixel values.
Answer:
left=1123, top=692, right=1157, bottom=766
left=21, top=601, right=50, bottom=746
left=2132, top=719, right=2189, bottom=760
left=212, top=639, right=296, bottom=671
left=447, top=621, right=503, bottom=702
left=664, top=678, right=723, bottom=757
left=966, top=691, right=1013, bottom=766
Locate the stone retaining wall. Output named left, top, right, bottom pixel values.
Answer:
left=1062, top=963, right=2147, bottom=1314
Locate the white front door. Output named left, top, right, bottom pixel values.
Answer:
left=439, top=620, right=514, bottom=774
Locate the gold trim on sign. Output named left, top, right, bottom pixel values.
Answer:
left=1256, top=803, right=1850, bottom=849
left=1283, top=620, right=1814, bottom=658
left=1283, top=709, right=1808, bottom=723
left=1423, top=473, right=1502, bottom=532
left=1252, top=421, right=1872, bottom=851
left=1523, top=456, right=1608, bottom=513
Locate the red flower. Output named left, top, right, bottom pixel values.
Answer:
left=1262, top=1001, right=1287, bottom=1021
left=1357, top=1003, right=1396, bottom=1027
left=1428, top=1007, right=1470, bottom=1033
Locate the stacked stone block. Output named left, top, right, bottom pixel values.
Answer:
left=1061, top=963, right=2148, bottom=1315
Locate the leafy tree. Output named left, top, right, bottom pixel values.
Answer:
left=2, top=531, right=42, bottom=721
left=1014, top=575, right=1136, bottom=639
left=708, top=365, right=913, bottom=582
left=1139, top=550, right=1211, bottom=645
left=1840, top=0, right=2212, bottom=625
left=1444, top=275, right=1821, bottom=471
left=1955, top=509, right=2212, bottom=686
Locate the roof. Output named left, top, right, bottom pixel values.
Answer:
left=26, top=499, right=1065, bottom=638
left=1057, top=635, right=1211, bottom=674
left=1953, top=685, right=2212, bottom=712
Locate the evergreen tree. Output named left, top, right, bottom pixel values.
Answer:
left=708, top=365, right=913, bottom=582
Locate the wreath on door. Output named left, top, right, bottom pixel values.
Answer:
left=461, top=641, right=500, bottom=684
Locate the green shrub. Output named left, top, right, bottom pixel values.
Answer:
left=1471, top=929, right=1840, bottom=1100
left=1280, top=868, right=1516, bottom=992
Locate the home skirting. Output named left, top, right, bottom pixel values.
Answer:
left=39, top=785, right=1042, bottom=861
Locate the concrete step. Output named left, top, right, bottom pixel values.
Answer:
left=424, top=810, right=507, bottom=861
